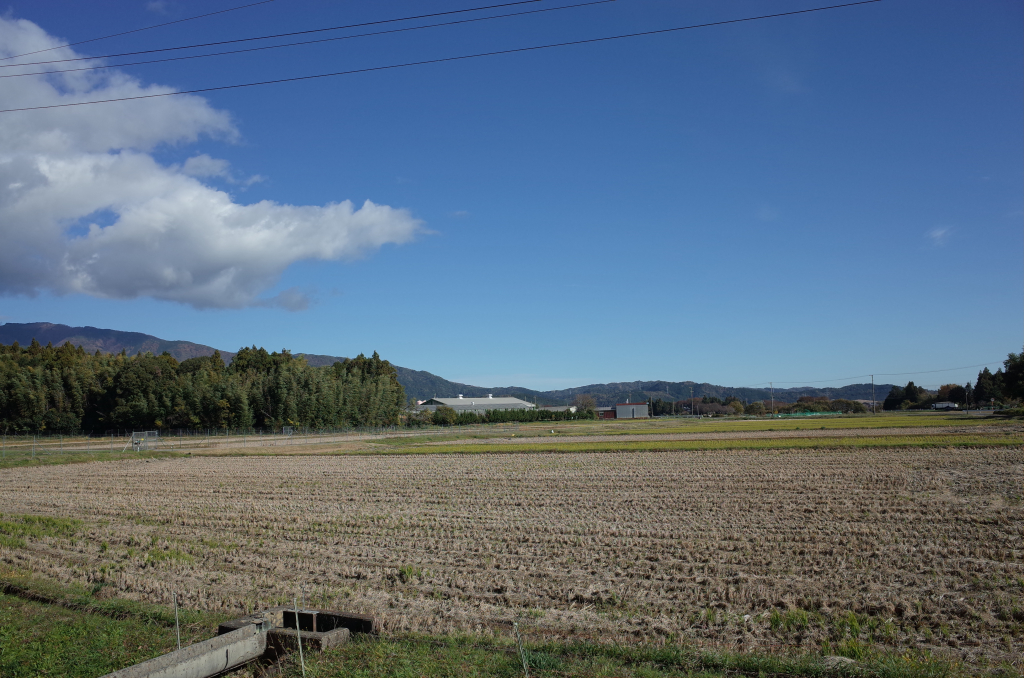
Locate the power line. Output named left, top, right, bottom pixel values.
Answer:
left=0, top=0, right=882, bottom=115
left=875, top=361, right=1005, bottom=377
left=0, top=1, right=277, bottom=62
left=1, top=1, right=613, bottom=81
left=740, top=360, right=1005, bottom=388
left=0, top=0, right=545, bottom=69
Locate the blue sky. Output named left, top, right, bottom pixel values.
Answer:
left=0, top=0, right=1020, bottom=390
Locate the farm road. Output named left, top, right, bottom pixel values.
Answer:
left=417, top=424, right=1018, bottom=446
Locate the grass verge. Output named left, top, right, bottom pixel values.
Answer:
left=0, top=448, right=184, bottom=471
left=0, top=572, right=1003, bottom=678
left=276, top=631, right=965, bottom=678
left=383, top=434, right=1021, bottom=455
left=599, top=414, right=1006, bottom=436
left=0, top=568, right=226, bottom=678
left=390, top=414, right=1008, bottom=443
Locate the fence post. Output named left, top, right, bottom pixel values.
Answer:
left=514, top=622, right=530, bottom=678
left=294, top=597, right=306, bottom=677
left=173, top=592, right=181, bottom=650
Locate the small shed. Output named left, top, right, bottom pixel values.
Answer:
left=615, top=402, right=649, bottom=419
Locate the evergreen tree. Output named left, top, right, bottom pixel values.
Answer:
left=1003, top=348, right=1024, bottom=401
left=883, top=386, right=905, bottom=411
left=0, top=341, right=406, bottom=433
left=975, top=368, right=997, bottom=405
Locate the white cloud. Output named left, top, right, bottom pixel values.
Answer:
left=180, top=153, right=264, bottom=187
left=181, top=154, right=230, bottom=179
left=0, top=16, right=421, bottom=310
left=927, top=227, right=951, bottom=246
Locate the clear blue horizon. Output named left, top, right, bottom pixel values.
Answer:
left=0, top=0, right=1020, bottom=392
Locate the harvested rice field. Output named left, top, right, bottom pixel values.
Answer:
left=1, top=442, right=1022, bottom=671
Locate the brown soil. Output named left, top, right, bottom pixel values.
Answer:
left=1, top=447, right=1021, bottom=668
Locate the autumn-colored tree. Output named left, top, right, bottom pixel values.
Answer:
left=571, top=393, right=597, bottom=412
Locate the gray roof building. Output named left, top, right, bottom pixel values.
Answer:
left=539, top=405, right=577, bottom=413
left=416, top=395, right=535, bottom=414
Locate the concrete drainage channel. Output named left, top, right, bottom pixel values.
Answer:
left=102, top=606, right=378, bottom=678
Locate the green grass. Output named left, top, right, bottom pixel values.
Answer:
left=384, top=433, right=1021, bottom=455
left=280, top=632, right=961, bottom=678
left=0, top=572, right=986, bottom=678
left=0, top=514, right=82, bottom=549
left=380, top=414, right=1014, bottom=449
left=145, top=546, right=195, bottom=565
left=0, top=570, right=227, bottom=678
left=0, top=593, right=189, bottom=677
left=0, top=448, right=184, bottom=470
left=0, top=414, right=1013, bottom=468
left=600, top=413, right=1003, bottom=436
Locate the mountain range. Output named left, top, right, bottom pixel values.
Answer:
left=0, top=322, right=892, bottom=406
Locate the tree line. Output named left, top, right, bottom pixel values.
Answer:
left=648, top=394, right=867, bottom=417
left=883, top=349, right=1023, bottom=411
left=411, top=405, right=597, bottom=427
left=0, top=340, right=405, bottom=433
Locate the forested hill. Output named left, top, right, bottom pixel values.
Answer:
left=541, top=381, right=893, bottom=407
left=0, top=322, right=892, bottom=406
left=0, top=322, right=236, bottom=363
left=0, top=323, right=553, bottom=404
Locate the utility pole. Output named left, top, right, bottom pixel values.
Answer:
left=871, top=375, right=875, bottom=414
left=689, top=386, right=694, bottom=416
left=770, top=382, right=775, bottom=417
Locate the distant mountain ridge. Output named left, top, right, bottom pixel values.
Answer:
left=0, top=322, right=233, bottom=362
left=0, top=322, right=892, bottom=406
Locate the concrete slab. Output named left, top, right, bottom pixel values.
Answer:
left=266, top=626, right=350, bottom=657
left=102, top=623, right=268, bottom=678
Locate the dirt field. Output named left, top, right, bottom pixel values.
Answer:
left=1, top=445, right=1021, bottom=669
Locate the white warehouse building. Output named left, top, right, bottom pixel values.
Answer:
left=416, top=394, right=535, bottom=415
